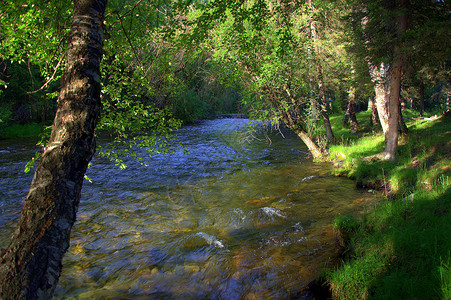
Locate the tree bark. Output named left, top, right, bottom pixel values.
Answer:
left=398, top=101, right=408, bottom=134
left=447, top=90, right=450, bottom=112
left=307, top=44, right=319, bottom=120
left=419, top=80, right=425, bottom=117
left=343, top=68, right=359, bottom=133
left=368, top=97, right=380, bottom=129
left=279, top=109, right=323, bottom=159
left=308, top=0, right=335, bottom=143
left=379, top=0, right=408, bottom=160
left=265, top=84, right=323, bottom=159
left=0, top=0, right=107, bottom=298
left=368, top=62, right=390, bottom=134
left=317, top=70, right=335, bottom=142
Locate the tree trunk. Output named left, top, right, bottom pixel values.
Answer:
left=447, top=90, right=450, bottom=112
left=368, top=97, right=380, bottom=129
left=369, top=62, right=390, bottom=134
left=308, top=0, right=335, bottom=143
left=279, top=108, right=323, bottom=159
left=0, top=1, right=107, bottom=298
left=379, top=0, right=408, bottom=161
left=263, top=84, right=323, bottom=158
left=307, top=44, right=319, bottom=120
left=398, top=101, right=408, bottom=134
left=317, top=71, right=335, bottom=142
left=419, top=81, right=425, bottom=117
left=343, top=70, right=359, bottom=133
left=295, top=129, right=323, bottom=159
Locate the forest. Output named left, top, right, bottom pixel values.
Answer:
left=0, top=0, right=449, bottom=299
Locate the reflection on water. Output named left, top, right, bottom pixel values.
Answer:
left=0, top=119, right=374, bottom=299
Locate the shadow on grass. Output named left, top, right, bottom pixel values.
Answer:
left=329, top=185, right=451, bottom=299
left=327, top=113, right=451, bottom=299
left=369, top=186, right=451, bottom=299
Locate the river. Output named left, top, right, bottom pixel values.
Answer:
left=0, top=118, right=373, bottom=299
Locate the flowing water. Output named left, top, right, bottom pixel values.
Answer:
left=0, top=119, right=374, bottom=299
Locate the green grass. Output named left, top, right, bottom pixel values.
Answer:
left=323, top=109, right=451, bottom=299
left=1, top=123, right=44, bottom=139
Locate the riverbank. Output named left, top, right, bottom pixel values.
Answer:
left=0, top=122, right=44, bottom=139
left=319, top=110, right=450, bottom=299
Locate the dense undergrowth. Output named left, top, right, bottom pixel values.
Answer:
left=323, top=109, right=451, bottom=299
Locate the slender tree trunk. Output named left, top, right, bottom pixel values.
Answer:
left=419, top=81, right=425, bottom=117
left=380, top=0, right=408, bottom=160
left=0, top=1, right=107, bottom=298
left=348, top=88, right=359, bottom=133
left=447, top=90, right=450, bottom=112
left=343, top=68, right=359, bottom=133
left=307, top=44, right=319, bottom=119
left=317, top=71, right=335, bottom=142
left=368, top=97, right=380, bottom=129
left=279, top=109, right=323, bottom=159
left=398, top=101, right=408, bottom=134
left=308, top=0, right=335, bottom=143
left=295, top=129, right=323, bottom=158
left=264, top=84, right=323, bottom=158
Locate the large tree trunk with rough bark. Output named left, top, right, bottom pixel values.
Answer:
left=382, top=60, right=402, bottom=160
left=0, top=0, right=107, bottom=298
left=369, top=62, right=390, bottom=134
left=308, top=0, right=335, bottom=143
left=378, top=0, right=408, bottom=160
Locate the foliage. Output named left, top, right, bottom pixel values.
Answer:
left=0, top=1, right=70, bottom=124
left=190, top=1, right=309, bottom=130
left=97, top=102, right=182, bottom=169
left=344, top=0, right=450, bottom=113
left=0, top=104, right=13, bottom=134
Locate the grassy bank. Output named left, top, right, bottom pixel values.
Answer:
left=321, top=110, right=451, bottom=299
left=1, top=122, right=44, bottom=139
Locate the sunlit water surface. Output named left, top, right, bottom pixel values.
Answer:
left=0, top=119, right=374, bottom=299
